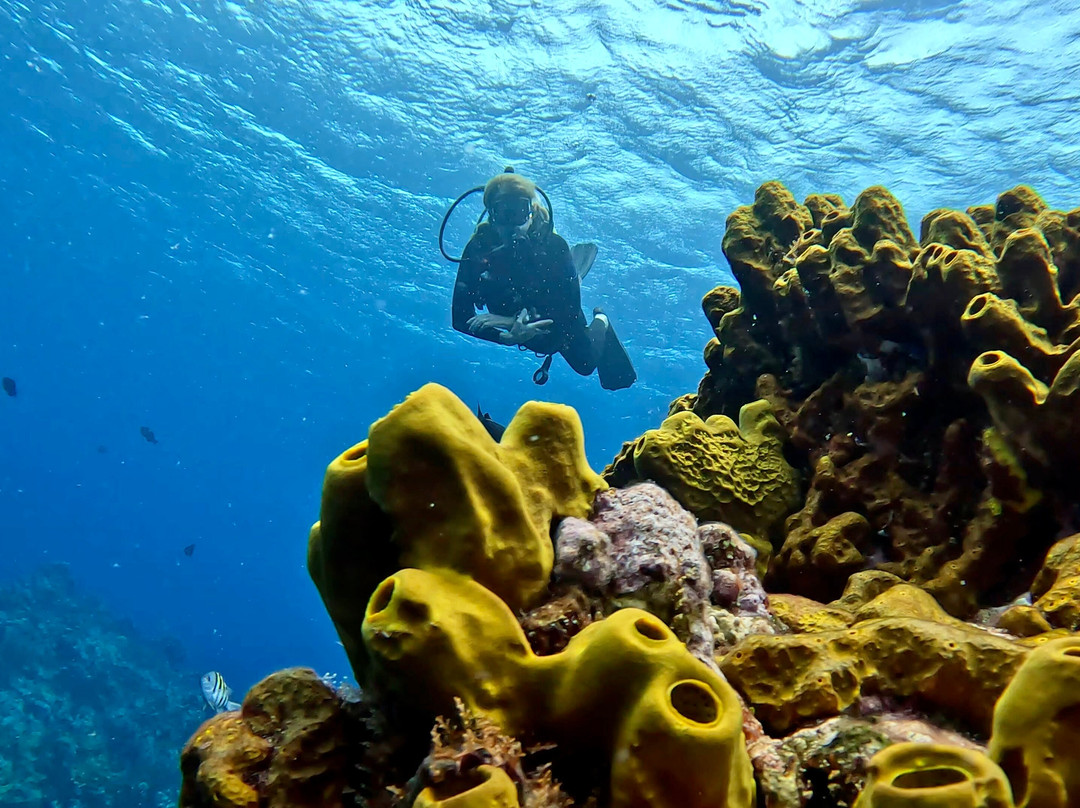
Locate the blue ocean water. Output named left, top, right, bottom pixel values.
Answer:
left=0, top=0, right=1078, bottom=788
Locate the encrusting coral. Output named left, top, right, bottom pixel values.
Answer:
left=552, top=482, right=773, bottom=663
left=602, top=401, right=800, bottom=546
left=553, top=483, right=718, bottom=662
left=180, top=668, right=346, bottom=808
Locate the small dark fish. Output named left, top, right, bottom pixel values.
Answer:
left=97, top=445, right=108, bottom=454
left=475, top=404, right=505, bottom=442
left=183, top=543, right=195, bottom=557
left=2, top=377, right=15, bottom=397
left=140, top=426, right=158, bottom=444
left=201, top=671, right=240, bottom=714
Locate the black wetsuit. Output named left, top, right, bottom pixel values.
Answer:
left=452, top=222, right=607, bottom=375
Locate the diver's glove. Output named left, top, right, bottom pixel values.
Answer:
left=467, top=312, right=516, bottom=334
left=501, top=308, right=553, bottom=346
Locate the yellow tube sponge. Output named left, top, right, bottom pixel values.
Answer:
left=855, top=743, right=1014, bottom=808
left=607, top=649, right=755, bottom=808
left=365, top=383, right=604, bottom=612
left=361, top=568, right=538, bottom=732
left=361, top=570, right=754, bottom=808
left=413, top=765, right=521, bottom=808
left=989, top=636, right=1080, bottom=808
left=307, top=440, right=396, bottom=676
left=310, top=383, right=606, bottom=661
left=969, top=350, right=1080, bottom=471
left=1031, top=532, right=1080, bottom=630
left=961, top=294, right=1073, bottom=382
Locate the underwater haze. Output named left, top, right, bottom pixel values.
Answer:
left=0, top=0, right=1078, bottom=796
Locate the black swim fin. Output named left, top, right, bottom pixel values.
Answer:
left=571, top=242, right=598, bottom=280
left=596, top=317, right=636, bottom=391
left=475, top=404, right=506, bottom=442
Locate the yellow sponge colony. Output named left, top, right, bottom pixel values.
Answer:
left=309, top=383, right=605, bottom=674
left=307, top=439, right=396, bottom=677
left=855, top=743, right=1014, bottom=808
left=365, top=383, right=604, bottom=612
left=362, top=568, right=538, bottom=732
left=362, top=568, right=754, bottom=808
left=721, top=616, right=1026, bottom=734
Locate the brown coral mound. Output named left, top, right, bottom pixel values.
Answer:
left=666, top=181, right=1079, bottom=616
left=180, top=668, right=346, bottom=808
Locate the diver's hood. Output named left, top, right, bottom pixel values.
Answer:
left=482, top=172, right=538, bottom=209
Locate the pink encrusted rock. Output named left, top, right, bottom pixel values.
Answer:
left=749, top=713, right=984, bottom=808
left=552, top=517, right=615, bottom=591
left=590, top=483, right=708, bottom=601
left=554, top=483, right=716, bottom=663
left=699, top=523, right=770, bottom=617
left=553, top=482, right=775, bottom=666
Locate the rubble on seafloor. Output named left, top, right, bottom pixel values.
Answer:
left=179, top=183, right=1080, bottom=808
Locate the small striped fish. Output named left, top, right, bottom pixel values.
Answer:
left=200, top=671, right=241, bottom=713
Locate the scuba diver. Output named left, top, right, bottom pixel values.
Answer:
left=439, top=167, right=636, bottom=390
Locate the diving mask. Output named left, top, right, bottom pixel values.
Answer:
left=437, top=167, right=555, bottom=263
left=490, top=196, right=534, bottom=229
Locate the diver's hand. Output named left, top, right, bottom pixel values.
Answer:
left=467, top=313, right=516, bottom=334
left=502, top=309, right=553, bottom=345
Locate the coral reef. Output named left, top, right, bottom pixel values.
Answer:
left=658, top=181, right=1080, bottom=617
left=750, top=715, right=987, bottom=808
left=193, top=386, right=760, bottom=808
left=518, top=587, right=602, bottom=656
left=405, top=699, right=570, bottom=808
left=553, top=483, right=716, bottom=661
left=179, top=181, right=1080, bottom=808
left=0, top=565, right=205, bottom=807
left=553, top=482, right=773, bottom=661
